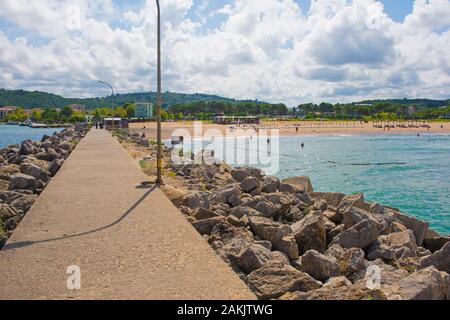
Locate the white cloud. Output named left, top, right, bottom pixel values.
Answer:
left=0, top=0, right=449, bottom=105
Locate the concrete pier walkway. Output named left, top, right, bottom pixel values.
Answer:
left=0, top=129, right=254, bottom=300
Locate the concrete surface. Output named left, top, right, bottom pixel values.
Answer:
left=0, top=129, right=255, bottom=300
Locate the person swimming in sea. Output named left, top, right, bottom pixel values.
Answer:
left=301, top=142, right=305, bottom=148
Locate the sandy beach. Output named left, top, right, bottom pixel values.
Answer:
left=129, top=120, right=450, bottom=140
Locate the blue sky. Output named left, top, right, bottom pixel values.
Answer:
left=0, top=0, right=449, bottom=104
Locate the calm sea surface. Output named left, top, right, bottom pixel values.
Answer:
left=0, top=125, right=63, bottom=149
left=173, top=133, right=450, bottom=234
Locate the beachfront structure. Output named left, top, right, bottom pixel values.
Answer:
left=104, top=117, right=129, bottom=129
left=0, top=106, right=16, bottom=118
left=135, top=103, right=154, bottom=119
left=214, top=115, right=260, bottom=125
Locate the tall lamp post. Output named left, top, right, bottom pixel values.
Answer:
left=98, top=80, right=115, bottom=130
left=155, top=0, right=163, bottom=185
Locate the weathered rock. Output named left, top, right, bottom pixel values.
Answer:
left=270, top=251, right=291, bottom=265
left=310, top=192, right=346, bottom=207
left=210, top=184, right=242, bottom=207
left=49, top=158, right=64, bottom=176
left=383, top=267, right=450, bottom=300
left=325, top=244, right=366, bottom=279
left=370, top=203, right=385, bottom=215
left=367, top=230, right=418, bottom=261
left=255, top=240, right=272, bottom=251
left=337, top=193, right=364, bottom=213
left=36, top=148, right=58, bottom=161
left=248, top=216, right=291, bottom=244
left=389, top=221, right=408, bottom=233
left=0, top=179, right=9, bottom=191
left=247, top=260, right=322, bottom=299
left=261, top=176, right=280, bottom=193
left=388, top=210, right=429, bottom=246
left=231, top=167, right=262, bottom=182
left=323, top=209, right=343, bottom=225
left=419, top=242, right=450, bottom=273
left=245, top=197, right=279, bottom=218
left=240, top=176, right=260, bottom=193
left=19, top=140, right=35, bottom=156
left=192, top=216, right=226, bottom=235
left=273, top=235, right=299, bottom=260
left=226, top=214, right=249, bottom=228
left=195, top=207, right=219, bottom=220
left=423, top=236, right=450, bottom=253
left=9, top=173, right=36, bottom=191
left=228, top=205, right=260, bottom=219
left=282, top=176, right=314, bottom=193
left=0, top=164, right=20, bottom=180
left=300, top=250, right=340, bottom=281
left=331, top=219, right=381, bottom=249
left=237, top=244, right=273, bottom=274
left=183, top=191, right=210, bottom=209
left=312, top=199, right=328, bottom=212
left=342, top=206, right=387, bottom=233
left=326, top=224, right=344, bottom=245
left=4, top=215, right=22, bottom=231
left=278, top=183, right=304, bottom=193
left=291, top=214, right=326, bottom=254
left=0, top=203, right=18, bottom=221
left=19, top=163, right=49, bottom=182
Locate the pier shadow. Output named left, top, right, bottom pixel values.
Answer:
left=2, top=185, right=157, bottom=251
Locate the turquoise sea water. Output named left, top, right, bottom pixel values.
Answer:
left=0, top=125, right=63, bottom=149
left=173, top=133, right=450, bottom=234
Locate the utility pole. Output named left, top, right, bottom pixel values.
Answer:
left=155, top=0, right=163, bottom=185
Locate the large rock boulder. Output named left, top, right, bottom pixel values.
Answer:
left=247, top=260, right=322, bottom=299
left=0, top=203, right=18, bottom=221
left=248, top=216, right=291, bottom=244
left=388, top=210, right=429, bottom=246
left=310, top=192, right=346, bottom=207
left=382, top=267, right=450, bottom=300
left=367, top=230, right=418, bottom=261
left=300, top=250, right=340, bottom=281
left=210, top=184, right=242, bottom=207
left=261, top=176, right=280, bottom=193
left=49, top=158, right=64, bottom=176
left=291, top=214, right=326, bottom=254
left=228, top=205, right=260, bottom=219
left=7, top=193, right=38, bottom=214
left=325, top=244, right=367, bottom=279
left=282, top=176, right=314, bottom=193
left=20, top=163, right=49, bottom=182
left=19, top=140, right=36, bottom=156
left=231, top=167, right=262, bottom=182
left=9, top=173, right=37, bottom=191
left=0, top=164, right=20, bottom=180
left=245, top=197, right=279, bottom=218
left=240, top=176, right=261, bottom=193
left=331, top=219, right=381, bottom=249
left=273, top=235, right=299, bottom=260
left=279, top=183, right=304, bottom=193
left=342, top=206, right=387, bottom=232
left=183, top=191, right=210, bottom=209
left=420, top=242, right=450, bottom=273
left=237, top=244, right=273, bottom=274
left=192, top=217, right=226, bottom=235
left=36, top=148, right=58, bottom=162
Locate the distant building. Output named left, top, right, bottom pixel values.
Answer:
left=135, top=103, right=154, bottom=119
left=407, top=106, right=416, bottom=116
left=0, top=106, right=16, bottom=118
left=214, top=115, right=260, bottom=125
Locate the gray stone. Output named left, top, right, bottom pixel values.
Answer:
left=331, top=219, right=381, bottom=249
left=420, top=242, right=450, bottom=273
left=19, top=140, right=35, bottom=156
left=49, top=159, right=64, bottom=176
left=231, top=167, right=262, bottom=182
left=210, top=185, right=242, bottom=207
left=237, top=244, right=273, bottom=274
left=240, top=176, right=260, bottom=193
left=184, top=191, right=210, bottom=209
left=20, top=163, right=49, bottom=182
left=195, top=207, right=219, bottom=220
left=261, top=176, right=280, bottom=193
left=247, top=260, right=322, bottom=300
left=279, top=183, right=304, bottom=193
left=9, top=173, right=36, bottom=191
left=383, top=266, right=450, bottom=300
left=423, top=236, right=450, bottom=253
left=282, top=176, right=314, bottom=193
left=192, top=217, right=226, bottom=235
left=273, top=235, right=299, bottom=260
left=300, top=250, right=340, bottom=281
left=291, top=214, right=326, bottom=254
left=228, top=205, right=260, bottom=219
left=325, top=245, right=366, bottom=279
left=248, top=216, right=291, bottom=244
left=367, top=230, right=418, bottom=261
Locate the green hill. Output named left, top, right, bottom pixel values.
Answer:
left=0, top=89, right=260, bottom=109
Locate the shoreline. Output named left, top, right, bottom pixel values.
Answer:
left=129, top=121, right=450, bottom=140
left=114, top=130, right=450, bottom=300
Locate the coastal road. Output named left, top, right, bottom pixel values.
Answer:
left=0, top=129, right=255, bottom=300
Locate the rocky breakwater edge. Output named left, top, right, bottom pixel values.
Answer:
left=0, top=124, right=89, bottom=248
left=116, top=130, right=450, bottom=300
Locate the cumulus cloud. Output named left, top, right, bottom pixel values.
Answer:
left=0, top=0, right=449, bottom=105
